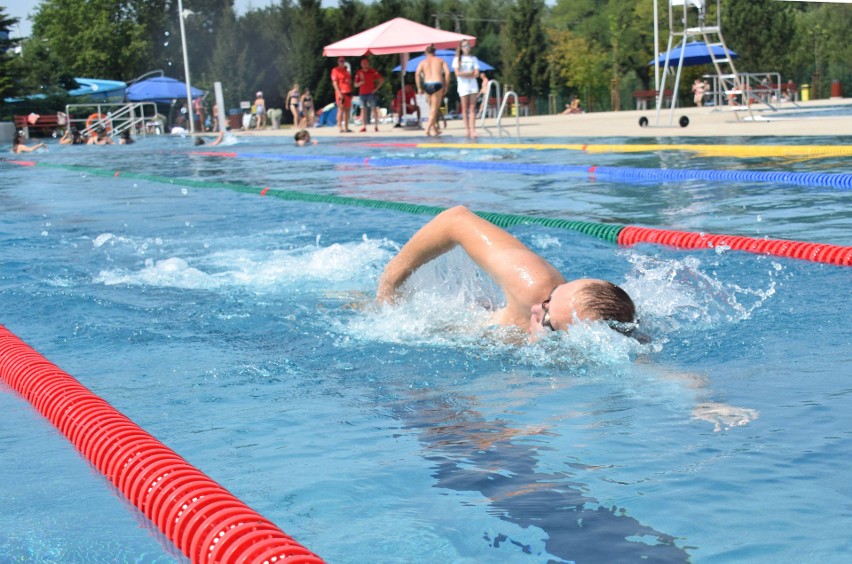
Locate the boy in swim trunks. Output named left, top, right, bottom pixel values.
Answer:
left=415, top=45, right=450, bottom=137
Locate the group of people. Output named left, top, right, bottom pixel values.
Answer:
left=413, top=41, right=484, bottom=138
left=11, top=127, right=135, bottom=153
left=286, top=84, right=315, bottom=129
left=331, top=57, right=385, bottom=133
left=331, top=41, right=488, bottom=139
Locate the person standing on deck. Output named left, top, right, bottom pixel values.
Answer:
left=331, top=58, right=354, bottom=133
left=415, top=45, right=450, bottom=137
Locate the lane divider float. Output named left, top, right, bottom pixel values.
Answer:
left=0, top=324, right=324, bottom=564
left=367, top=142, right=852, bottom=159
left=188, top=151, right=852, bottom=191
left=7, top=161, right=851, bottom=267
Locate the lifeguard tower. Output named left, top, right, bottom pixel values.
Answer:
left=653, top=0, right=748, bottom=126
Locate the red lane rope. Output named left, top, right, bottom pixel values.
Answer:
left=191, top=151, right=239, bottom=158
left=0, top=325, right=324, bottom=564
left=618, top=226, right=852, bottom=267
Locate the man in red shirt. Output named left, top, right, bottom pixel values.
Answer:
left=331, top=57, right=353, bottom=133
left=393, top=83, right=421, bottom=127
left=354, top=57, right=384, bottom=133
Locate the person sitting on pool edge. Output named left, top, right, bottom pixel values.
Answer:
left=376, top=205, right=636, bottom=337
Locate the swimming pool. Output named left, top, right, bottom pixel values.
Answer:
left=1, top=134, right=850, bottom=562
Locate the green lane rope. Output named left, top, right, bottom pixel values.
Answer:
left=32, top=162, right=626, bottom=243
left=9, top=160, right=850, bottom=265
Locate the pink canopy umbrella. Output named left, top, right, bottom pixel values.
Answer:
left=322, top=17, right=476, bottom=56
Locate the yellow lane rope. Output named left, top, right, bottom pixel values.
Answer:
left=415, top=143, right=852, bottom=158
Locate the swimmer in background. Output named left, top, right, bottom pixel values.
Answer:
left=119, top=129, right=135, bottom=145
left=377, top=206, right=636, bottom=337
left=11, top=131, right=46, bottom=153
left=193, top=130, right=226, bottom=146
left=294, top=129, right=316, bottom=146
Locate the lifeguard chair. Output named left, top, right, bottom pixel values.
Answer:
left=653, top=0, right=748, bottom=126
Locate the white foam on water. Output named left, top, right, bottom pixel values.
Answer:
left=620, top=250, right=778, bottom=338
left=94, top=236, right=393, bottom=293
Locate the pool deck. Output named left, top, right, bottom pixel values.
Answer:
left=233, top=97, right=852, bottom=141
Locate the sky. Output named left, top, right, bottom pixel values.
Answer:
left=4, top=0, right=286, bottom=39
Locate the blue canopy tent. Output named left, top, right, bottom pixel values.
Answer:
left=68, top=78, right=127, bottom=101
left=393, top=49, right=495, bottom=73
left=650, top=41, right=737, bottom=67
left=126, top=76, right=205, bottom=104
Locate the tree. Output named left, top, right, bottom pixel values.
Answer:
left=293, top=0, right=330, bottom=102
left=722, top=0, right=795, bottom=77
left=503, top=0, right=548, bottom=96
left=547, top=28, right=609, bottom=109
left=30, top=0, right=156, bottom=80
left=0, top=7, right=21, bottom=99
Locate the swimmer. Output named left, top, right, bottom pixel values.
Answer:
left=377, top=206, right=636, bottom=338
left=119, top=129, right=134, bottom=145
left=194, top=130, right=225, bottom=146
left=11, top=131, right=46, bottom=153
left=294, top=129, right=317, bottom=146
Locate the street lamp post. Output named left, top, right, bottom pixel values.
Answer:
left=177, top=0, right=194, bottom=133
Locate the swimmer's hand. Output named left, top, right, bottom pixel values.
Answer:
left=375, top=280, right=400, bottom=305
left=693, top=402, right=759, bottom=432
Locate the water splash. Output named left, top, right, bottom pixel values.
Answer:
left=620, top=251, right=777, bottom=338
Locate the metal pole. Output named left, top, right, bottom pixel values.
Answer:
left=177, top=0, right=194, bottom=134
left=653, top=0, right=660, bottom=94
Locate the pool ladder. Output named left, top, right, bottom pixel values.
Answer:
left=478, top=79, right=520, bottom=138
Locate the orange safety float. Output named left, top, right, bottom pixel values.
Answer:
left=85, top=113, right=111, bottom=132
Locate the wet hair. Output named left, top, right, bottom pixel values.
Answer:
left=194, top=137, right=205, bottom=146
left=579, top=281, right=637, bottom=334
left=294, top=129, right=310, bottom=143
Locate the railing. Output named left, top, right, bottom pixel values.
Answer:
left=477, top=80, right=520, bottom=138
left=705, top=72, right=783, bottom=110
left=66, top=102, right=161, bottom=138
left=478, top=79, right=502, bottom=125
left=495, top=91, right=521, bottom=137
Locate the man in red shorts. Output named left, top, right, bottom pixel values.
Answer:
left=331, top=57, right=353, bottom=133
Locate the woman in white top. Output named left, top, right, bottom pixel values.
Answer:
left=453, top=40, right=480, bottom=139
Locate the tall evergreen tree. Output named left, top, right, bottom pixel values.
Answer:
left=293, top=0, right=329, bottom=102
left=504, top=0, right=548, bottom=96
left=0, top=7, right=21, bottom=99
left=722, top=0, right=794, bottom=77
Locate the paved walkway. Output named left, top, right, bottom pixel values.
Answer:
left=235, top=97, right=852, bottom=141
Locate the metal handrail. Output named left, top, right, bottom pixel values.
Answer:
left=494, top=91, right=520, bottom=138
left=478, top=79, right=502, bottom=130
left=65, top=102, right=160, bottom=137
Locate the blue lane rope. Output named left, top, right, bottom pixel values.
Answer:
left=200, top=152, right=852, bottom=191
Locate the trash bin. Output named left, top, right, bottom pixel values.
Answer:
left=227, top=109, right=242, bottom=130
left=831, top=79, right=842, bottom=98
left=800, top=84, right=810, bottom=102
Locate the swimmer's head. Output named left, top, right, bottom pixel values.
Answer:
left=194, top=137, right=205, bottom=145
left=530, top=279, right=636, bottom=336
left=425, top=44, right=436, bottom=55
left=294, top=130, right=311, bottom=143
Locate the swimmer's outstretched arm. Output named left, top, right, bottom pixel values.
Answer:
left=376, top=206, right=559, bottom=305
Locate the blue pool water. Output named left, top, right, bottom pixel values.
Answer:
left=1, top=134, right=851, bottom=562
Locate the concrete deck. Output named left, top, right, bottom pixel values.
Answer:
left=232, top=97, right=852, bottom=141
